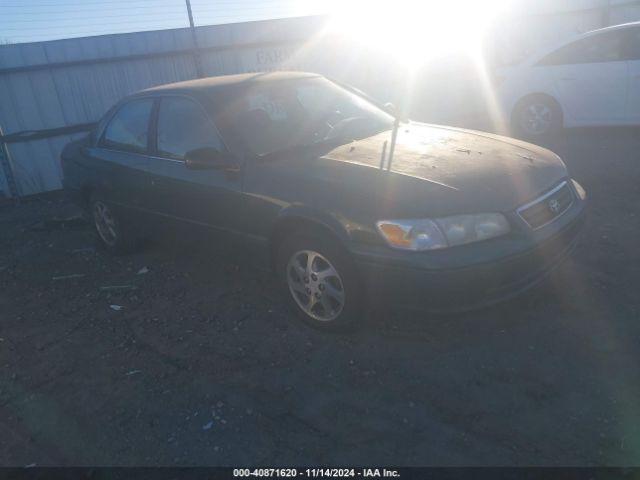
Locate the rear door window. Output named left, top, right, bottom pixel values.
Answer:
left=101, top=98, right=154, bottom=153
left=156, top=96, right=225, bottom=160
left=538, top=30, right=626, bottom=66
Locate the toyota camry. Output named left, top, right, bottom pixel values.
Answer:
left=62, top=72, right=587, bottom=330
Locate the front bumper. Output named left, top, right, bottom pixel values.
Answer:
left=352, top=186, right=586, bottom=313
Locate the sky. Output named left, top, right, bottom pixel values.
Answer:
left=0, top=0, right=610, bottom=45
left=0, top=0, right=329, bottom=44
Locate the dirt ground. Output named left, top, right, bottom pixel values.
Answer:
left=1, top=128, right=639, bottom=466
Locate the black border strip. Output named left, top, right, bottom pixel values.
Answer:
left=0, top=468, right=636, bottom=480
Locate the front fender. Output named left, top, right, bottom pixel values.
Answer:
left=273, top=204, right=352, bottom=245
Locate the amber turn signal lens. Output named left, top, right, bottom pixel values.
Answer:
left=377, top=223, right=412, bottom=248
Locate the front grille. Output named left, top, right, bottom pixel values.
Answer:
left=517, top=181, right=574, bottom=229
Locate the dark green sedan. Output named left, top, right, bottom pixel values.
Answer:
left=62, top=72, right=587, bottom=330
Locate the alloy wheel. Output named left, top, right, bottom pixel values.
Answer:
left=520, top=103, right=552, bottom=136
left=286, top=250, right=345, bottom=322
left=93, top=201, right=118, bottom=247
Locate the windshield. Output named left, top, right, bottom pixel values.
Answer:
left=220, top=77, right=394, bottom=156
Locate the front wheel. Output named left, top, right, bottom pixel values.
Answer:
left=277, top=233, right=362, bottom=331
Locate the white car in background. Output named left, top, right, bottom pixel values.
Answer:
left=498, top=22, right=640, bottom=138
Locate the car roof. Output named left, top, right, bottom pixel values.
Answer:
left=139, top=71, right=321, bottom=96
left=589, top=20, right=640, bottom=34
left=522, top=21, right=640, bottom=66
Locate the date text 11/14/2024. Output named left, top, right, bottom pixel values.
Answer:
left=233, top=468, right=401, bottom=478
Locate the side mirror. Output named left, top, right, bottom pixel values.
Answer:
left=184, top=147, right=236, bottom=170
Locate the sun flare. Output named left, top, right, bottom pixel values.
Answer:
left=325, top=0, right=509, bottom=68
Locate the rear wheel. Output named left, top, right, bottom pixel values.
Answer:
left=277, top=232, right=362, bottom=331
left=512, top=95, right=562, bottom=139
left=90, top=194, right=143, bottom=254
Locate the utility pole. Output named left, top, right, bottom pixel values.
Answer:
left=185, top=0, right=204, bottom=78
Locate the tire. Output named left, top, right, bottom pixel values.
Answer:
left=90, top=193, right=143, bottom=254
left=512, top=95, right=562, bottom=140
left=276, top=231, right=362, bottom=332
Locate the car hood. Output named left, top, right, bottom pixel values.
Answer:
left=321, top=122, right=568, bottom=217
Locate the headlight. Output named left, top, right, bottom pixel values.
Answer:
left=435, top=213, right=511, bottom=247
left=376, top=213, right=510, bottom=251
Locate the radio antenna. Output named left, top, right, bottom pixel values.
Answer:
left=386, top=116, right=400, bottom=171
left=379, top=141, right=388, bottom=170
